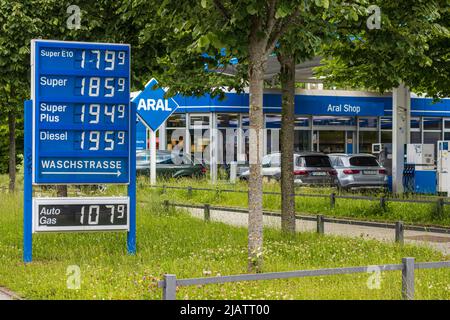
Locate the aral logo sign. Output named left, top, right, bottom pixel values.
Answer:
left=134, top=78, right=179, bottom=131
left=138, top=98, right=173, bottom=111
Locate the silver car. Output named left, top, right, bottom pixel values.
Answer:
left=328, top=153, right=388, bottom=190
left=240, top=152, right=338, bottom=186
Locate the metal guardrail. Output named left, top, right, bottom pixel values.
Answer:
left=157, top=258, right=450, bottom=300
left=150, top=184, right=450, bottom=206
left=164, top=201, right=450, bottom=242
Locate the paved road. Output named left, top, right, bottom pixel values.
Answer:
left=187, top=207, right=450, bottom=256
left=0, top=287, right=19, bottom=300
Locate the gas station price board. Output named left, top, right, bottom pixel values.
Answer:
left=33, top=197, right=129, bottom=232
left=31, top=40, right=131, bottom=184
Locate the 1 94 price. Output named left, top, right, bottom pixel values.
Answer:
left=77, top=104, right=127, bottom=124
left=80, top=204, right=126, bottom=225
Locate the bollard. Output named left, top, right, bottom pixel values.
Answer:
left=402, top=257, right=415, bottom=300
left=162, top=274, right=177, bottom=300
left=330, top=193, right=336, bottom=209
left=204, top=204, right=210, bottom=221
left=316, top=215, right=324, bottom=234
left=437, top=198, right=444, bottom=217
left=162, top=184, right=166, bottom=194
left=395, top=221, right=404, bottom=245
left=187, top=186, right=193, bottom=198
left=229, top=161, right=237, bottom=183
left=380, top=196, right=386, bottom=211
left=163, top=200, right=170, bottom=211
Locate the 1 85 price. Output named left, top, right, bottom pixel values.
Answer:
left=76, top=77, right=126, bottom=97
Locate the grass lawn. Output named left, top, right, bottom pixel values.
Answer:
left=0, top=187, right=449, bottom=300
left=145, top=177, right=450, bottom=227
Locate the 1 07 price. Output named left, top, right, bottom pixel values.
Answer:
left=80, top=204, right=126, bottom=225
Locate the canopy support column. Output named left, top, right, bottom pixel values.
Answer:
left=392, top=83, right=411, bottom=194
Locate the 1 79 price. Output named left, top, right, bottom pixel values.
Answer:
left=77, top=49, right=127, bottom=71
left=80, top=204, right=126, bottom=225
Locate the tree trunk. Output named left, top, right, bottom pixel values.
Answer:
left=278, top=53, right=296, bottom=233
left=8, top=111, right=16, bottom=193
left=247, top=37, right=267, bottom=273
left=56, top=185, right=68, bottom=197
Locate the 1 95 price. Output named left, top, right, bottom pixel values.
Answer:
left=78, top=130, right=126, bottom=151
left=80, top=204, right=126, bottom=225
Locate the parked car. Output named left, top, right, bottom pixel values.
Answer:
left=136, top=150, right=206, bottom=179
left=328, top=153, right=388, bottom=190
left=240, top=152, right=338, bottom=186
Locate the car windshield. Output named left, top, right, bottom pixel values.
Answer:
left=349, top=156, right=379, bottom=167
left=298, top=156, right=331, bottom=167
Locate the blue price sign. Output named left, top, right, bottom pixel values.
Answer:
left=31, top=40, right=131, bottom=184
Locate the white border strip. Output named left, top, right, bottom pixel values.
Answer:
left=32, top=197, right=130, bottom=233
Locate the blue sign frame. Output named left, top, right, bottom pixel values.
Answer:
left=32, top=40, right=131, bottom=184
left=24, top=40, right=136, bottom=262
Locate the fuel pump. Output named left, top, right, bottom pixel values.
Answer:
left=437, top=141, right=450, bottom=196
left=405, top=144, right=436, bottom=194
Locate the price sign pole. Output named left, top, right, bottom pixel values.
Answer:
left=24, top=40, right=136, bottom=262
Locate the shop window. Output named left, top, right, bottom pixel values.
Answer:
left=313, top=116, right=356, bottom=127
left=190, top=115, right=210, bottom=127
left=423, top=117, right=442, bottom=130
left=266, top=129, right=280, bottom=154
left=410, top=118, right=420, bottom=129
left=411, top=132, right=421, bottom=144
left=359, top=131, right=378, bottom=153
left=444, top=132, right=450, bottom=140
left=295, top=117, right=310, bottom=128
left=359, top=117, right=378, bottom=129
left=423, top=131, right=441, bottom=144
left=294, top=131, right=311, bottom=152
left=166, top=128, right=186, bottom=151
left=444, top=119, right=450, bottom=129
left=380, top=117, right=392, bottom=130
left=220, top=128, right=237, bottom=163
left=166, top=114, right=186, bottom=128
left=381, top=131, right=392, bottom=144
left=217, top=114, right=238, bottom=128
left=242, top=114, right=249, bottom=128
left=265, top=114, right=281, bottom=129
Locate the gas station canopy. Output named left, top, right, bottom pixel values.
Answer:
left=220, top=55, right=323, bottom=83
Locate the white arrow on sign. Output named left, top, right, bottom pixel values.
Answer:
left=41, top=170, right=122, bottom=177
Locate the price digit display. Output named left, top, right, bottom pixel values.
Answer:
left=33, top=198, right=130, bottom=232
left=32, top=40, right=131, bottom=184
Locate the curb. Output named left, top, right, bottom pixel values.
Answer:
left=0, top=287, right=22, bottom=300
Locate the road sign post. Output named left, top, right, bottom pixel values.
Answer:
left=24, top=39, right=135, bottom=262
